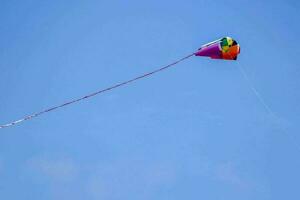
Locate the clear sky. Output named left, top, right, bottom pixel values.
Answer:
left=0, top=0, right=299, bottom=199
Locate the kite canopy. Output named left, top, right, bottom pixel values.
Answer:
left=195, top=37, right=240, bottom=60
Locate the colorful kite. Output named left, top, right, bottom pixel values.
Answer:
left=195, top=37, right=240, bottom=60
left=0, top=37, right=240, bottom=129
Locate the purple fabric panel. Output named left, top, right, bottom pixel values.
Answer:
left=195, top=43, right=221, bottom=58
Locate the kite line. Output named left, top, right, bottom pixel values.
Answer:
left=0, top=52, right=195, bottom=129
left=236, top=63, right=277, bottom=118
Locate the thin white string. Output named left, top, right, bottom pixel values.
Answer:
left=237, top=63, right=277, bottom=118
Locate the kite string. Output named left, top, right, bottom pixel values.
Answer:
left=0, top=52, right=196, bottom=129
left=236, top=63, right=277, bottom=118
left=237, top=63, right=300, bottom=151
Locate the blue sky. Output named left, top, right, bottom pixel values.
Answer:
left=0, top=0, right=299, bottom=199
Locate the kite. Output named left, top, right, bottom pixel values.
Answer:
left=0, top=37, right=240, bottom=129
left=195, top=37, right=240, bottom=60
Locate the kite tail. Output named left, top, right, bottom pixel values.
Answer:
left=0, top=52, right=195, bottom=129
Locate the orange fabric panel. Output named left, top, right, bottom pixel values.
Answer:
left=222, top=45, right=240, bottom=60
